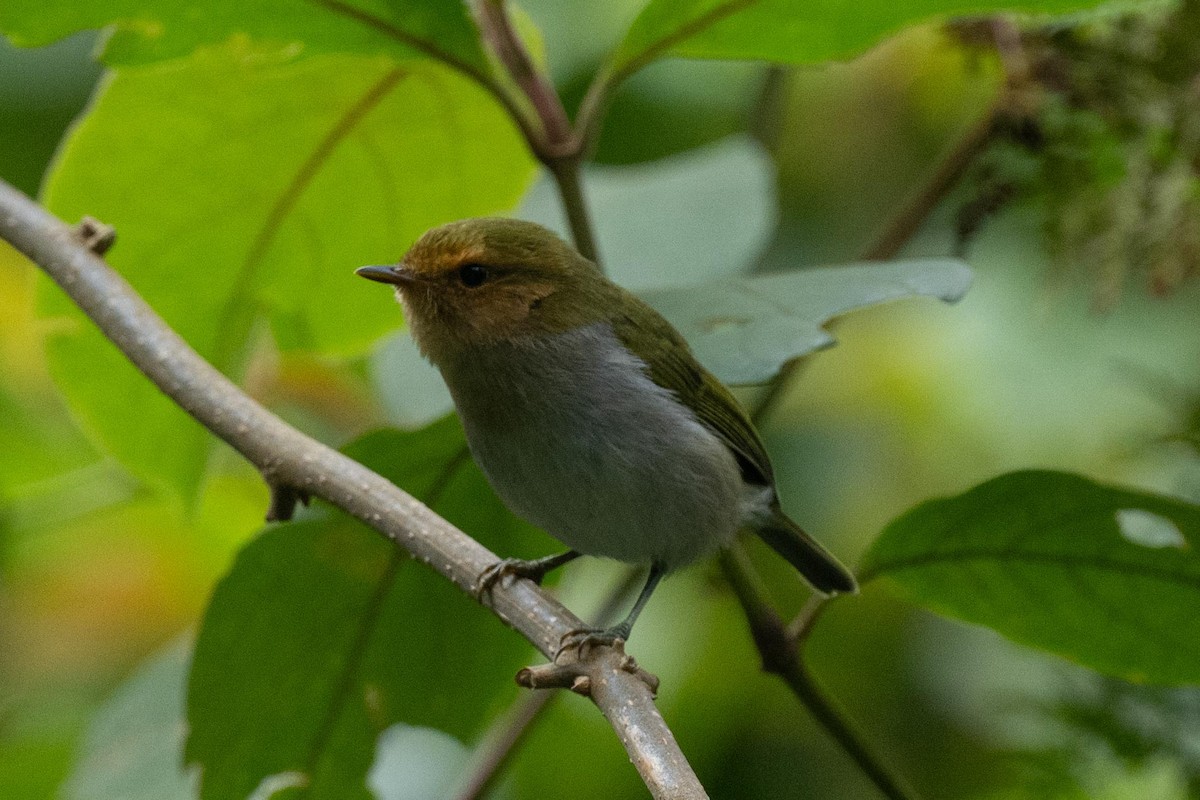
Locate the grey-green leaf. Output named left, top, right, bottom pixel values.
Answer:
left=521, top=135, right=776, bottom=290
left=642, top=258, right=973, bottom=385
left=861, top=470, right=1200, bottom=685
left=61, top=640, right=199, bottom=800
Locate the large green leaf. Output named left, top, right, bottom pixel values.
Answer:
left=40, top=45, right=535, bottom=497
left=0, top=0, right=491, bottom=75
left=610, top=0, right=1116, bottom=79
left=861, top=470, right=1200, bottom=685
left=642, top=257, right=973, bottom=385
left=185, top=418, right=547, bottom=800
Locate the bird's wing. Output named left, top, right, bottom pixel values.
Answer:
left=610, top=293, right=774, bottom=487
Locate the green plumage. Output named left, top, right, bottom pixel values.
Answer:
left=609, top=291, right=774, bottom=487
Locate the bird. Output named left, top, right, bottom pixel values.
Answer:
left=357, top=218, right=856, bottom=649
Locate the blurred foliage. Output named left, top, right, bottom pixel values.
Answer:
left=956, top=0, right=1200, bottom=307
left=60, top=641, right=197, bottom=800
left=1, top=0, right=1199, bottom=799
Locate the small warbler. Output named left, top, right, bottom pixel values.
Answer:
left=358, top=218, right=855, bottom=647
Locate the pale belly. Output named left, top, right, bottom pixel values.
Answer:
left=440, top=324, right=751, bottom=569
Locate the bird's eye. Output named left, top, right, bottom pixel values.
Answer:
left=458, top=263, right=489, bottom=288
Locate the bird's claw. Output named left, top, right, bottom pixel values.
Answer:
left=474, top=557, right=550, bottom=600
left=554, top=627, right=624, bottom=661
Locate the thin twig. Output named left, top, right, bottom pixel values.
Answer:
left=861, top=101, right=1002, bottom=261
left=473, top=0, right=575, bottom=158
left=717, top=550, right=916, bottom=800
left=547, top=155, right=600, bottom=265
left=468, top=0, right=599, bottom=265
left=731, top=43, right=1017, bottom=794
left=753, top=76, right=1007, bottom=427
left=786, top=592, right=829, bottom=646
left=453, top=690, right=555, bottom=800
left=783, top=660, right=917, bottom=800
left=574, top=0, right=756, bottom=154
left=0, top=180, right=707, bottom=800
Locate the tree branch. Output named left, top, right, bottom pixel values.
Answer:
left=473, top=0, right=574, bottom=156
left=546, top=154, right=601, bottom=264
left=0, top=179, right=707, bottom=800
left=470, top=0, right=601, bottom=265
left=718, top=550, right=916, bottom=800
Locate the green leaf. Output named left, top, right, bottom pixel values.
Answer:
left=61, top=640, right=199, bottom=800
left=186, top=417, right=546, bottom=800
left=861, top=470, right=1200, bottom=685
left=642, top=257, right=973, bottom=385
left=611, top=0, right=1115, bottom=79
left=0, top=736, right=75, bottom=800
left=40, top=45, right=535, bottom=497
left=0, top=0, right=491, bottom=75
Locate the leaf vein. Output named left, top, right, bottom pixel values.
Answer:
left=209, top=67, right=407, bottom=371
left=871, top=549, right=1200, bottom=591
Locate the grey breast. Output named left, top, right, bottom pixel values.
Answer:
left=439, top=322, right=746, bottom=568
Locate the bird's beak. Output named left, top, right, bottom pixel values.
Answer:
left=355, top=264, right=418, bottom=286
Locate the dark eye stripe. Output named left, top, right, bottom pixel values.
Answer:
left=459, top=263, right=488, bottom=288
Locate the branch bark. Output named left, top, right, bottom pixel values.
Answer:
left=0, top=178, right=707, bottom=800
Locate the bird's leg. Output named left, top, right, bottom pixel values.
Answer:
left=474, top=549, right=582, bottom=599
left=556, top=562, right=666, bottom=658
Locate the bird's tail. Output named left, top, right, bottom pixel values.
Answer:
left=755, top=509, right=857, bottom=595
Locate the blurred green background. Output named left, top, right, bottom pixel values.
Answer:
left=2, top=2, right=1199, bottom=799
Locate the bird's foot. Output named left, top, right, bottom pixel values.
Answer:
left=474, top=557, right=550, bottom=599
left=554, top=622, right=630, bottom=661
left=473, top=550, right=580, bottom=600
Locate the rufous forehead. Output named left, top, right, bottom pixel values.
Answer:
left=405, top=241, right=486, bottom=275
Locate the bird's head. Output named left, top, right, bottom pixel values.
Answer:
left=357, top=218, right=608, bottom=362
